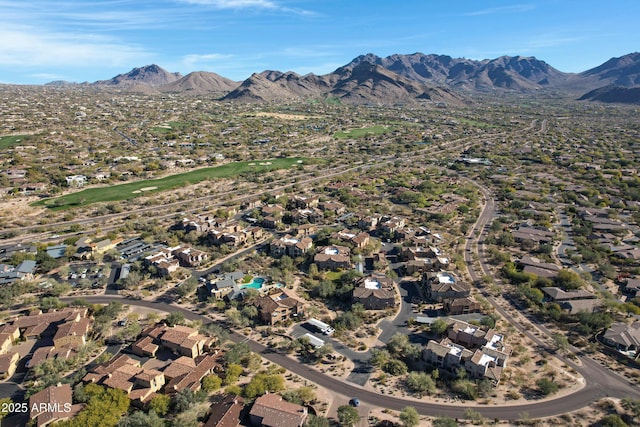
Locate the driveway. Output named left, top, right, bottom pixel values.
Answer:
left=291, top=323, right=372, bottom=386
left=378, top=279, right=427, bottom=345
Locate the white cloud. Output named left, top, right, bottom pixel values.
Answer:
left=465, top=4, right=535, bottom=16
left=30, top=73, right=64, bottom=80
left=178, top=0, right=277, bottom=9
left=0, top=25, right=153, bottom=69
left=176, top=0, right=315, bottom=15
left=181, top=53, right=234, bottom=68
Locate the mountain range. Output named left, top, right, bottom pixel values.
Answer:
left=44, top=52, right=640, bottom=105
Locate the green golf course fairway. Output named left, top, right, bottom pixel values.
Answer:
left=33, top=157, right=310, bottom=210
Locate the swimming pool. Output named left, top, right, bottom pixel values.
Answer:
left=239, top=277, right=266, bottom=289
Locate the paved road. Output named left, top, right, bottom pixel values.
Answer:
left=377, top=279, right=430, bottom=346
left=61, top=294, right=640, bottom=420
left=462, top=181, right=640, bottom=415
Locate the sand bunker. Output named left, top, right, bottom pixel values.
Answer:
left=133, top=186, right=158, bottom=193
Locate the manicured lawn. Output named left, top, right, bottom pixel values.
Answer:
left=0, top=135, right=29, bottom=149
left=455, top=118, right=499, bottom=129
left=150, top=121, right=189, bottom=133
left=33, top=157, right=311, bottom=210
left=334, top=125, right=390, bottom=139
left=325, top=271, right=342, bottom=282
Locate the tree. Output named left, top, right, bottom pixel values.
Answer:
left=304, top=415, right=330, bottom=427
left=50, top=282, right=72, bottom=297
left=121, top=271, right=141, bottom=290
left=279, top=255, right=294, bottom=271
left=243, top=373, right=285, bottom=399
left=405, top=371, right=436, bottom=396
left=146, top=312, right=160, bottom=325
left=40, top=296, right=64, bottom=311
left=552, top=332, right=570, bottom=353
left=165, top=312, right=185, bottom=326
left=600, top=414, right=629, bottom=427
left=433, top=416, right=458, bottom=427
left=176, top=278, right=196, bottom=298
left=399, top=406, right=420, bottom=427
left=36, top=251, right=61, bottom=273
left=172, top=389, right=196, bottom=413
left=240, top=305, right=258, bottom=320
left=383, top=358, right=408, bottom=376
left=337, top=405, right=360, bottom=427
left=223, top=364, right=243, bottom=385
left=452, top=378, right=477, bottom=400
left=536, top=378, right=559, bottom=395
left=430, top=319, right=448, bottom=336
left=242, top=288, right=260, bottom=308
left=118, top=410, right=165, bottom=427
left=202, top=374, right=222, bottom=392
left=621, top=397, right=640, bottom=423
left=66, top=384, right=130, bottom=427
left=555, top=269, right=584, bottom=290
left=282, top=386, right=316, bottom=406
left=314, top=344, right=334, bottom=361
left=370, top=348, right=391, bottom=368
left=315, top=280, right=336, bottom=298
left=386, top=333, right=410, bottom=356
left=308, top=263, right=320, bottom=279
left=225, top=308, right=250, bottom=328
left=148, top=393, right=170, bottom=416
left=463, top=408, right=485, bottom=424
left=224, top=343, right=251, bottom=365
left=225, top=385, right=242, bottom=396
left=477, top=378, right=493, bottom=398
left=0, top=398, right=12, bottom=420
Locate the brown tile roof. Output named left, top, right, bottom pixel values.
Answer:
left=53, top=318, right=92, bottom=344
left=129, top=387, right=156, bottom=403
left=160, top=326, right=196, bottom=345
left=352, top=287, right=395, bottom=300
left=141, top=324, right=166, bottom=339
left=165, top=354, right=219, bottom=393
left=254, top=291, right=303, bottom=316
left=103, top=371, right=135, bottom=392
left=181, top=336, right=201, bottom=350
left=425, top=340, right=452, bottom=358
left=29, top=346, right=75, bottom=369
left=250, top=393, right=307, bottom=427
left=0, top=323, right=19, bottom=336
left=22, top=322, right=50, bottom=338
left=541, top=287, right=596, bottom=301
left=0, top=352, right=19, bottom=375
left=135, top=369, right=163, bottom=384
left=29, top=384, right=73, bottom=426
left=84, top=354, right=140, bottom=380
left=29, top=346, right=53, bottom=368
left=132, top=336, right=159, bottom=355
left=13, top=308, right=88, bottom=338
left=205, top=394, right=245, bottom=427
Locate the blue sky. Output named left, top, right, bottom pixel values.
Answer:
left=1, top=0, right=638, bottom=84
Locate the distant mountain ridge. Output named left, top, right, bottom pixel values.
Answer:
left=340, top=53, right=569, bottom=91
left=162, top=71, right=238, bottom=94
left=578, top=85, right=640, bottom=104
left=93, top=64, right=183, bottom=86
left=47, top=52, right=640, bottom=104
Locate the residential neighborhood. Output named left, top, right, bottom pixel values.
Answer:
left=0, top=72, right=640, bottom=427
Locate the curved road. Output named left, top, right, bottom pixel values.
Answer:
left=462, top=180, right=640, bottom=415
left=62, top=293, right=639, bottom=421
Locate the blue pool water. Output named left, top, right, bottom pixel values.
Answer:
left=240, top=277, right=265, bottom=289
